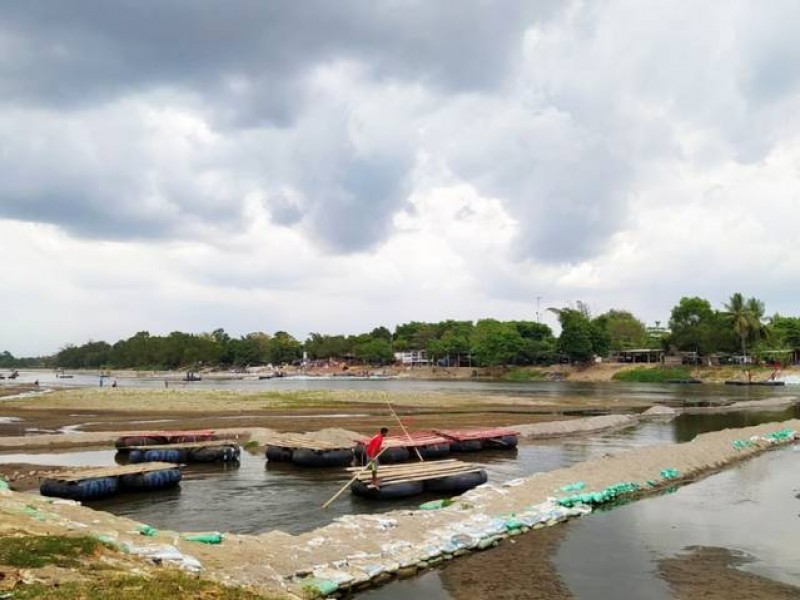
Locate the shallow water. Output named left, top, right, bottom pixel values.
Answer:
left=365, top=446, right=800, bottom=599
left=3, top=369, right=798, bottom=406
left=1, top=409, right=796, bottom=537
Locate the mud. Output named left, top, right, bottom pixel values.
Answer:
left=659, top=546, right=800, bottom=600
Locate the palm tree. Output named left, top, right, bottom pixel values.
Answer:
left=746, top=297, right=766, bottom=344
left=725, top=292, right=751, bottom=358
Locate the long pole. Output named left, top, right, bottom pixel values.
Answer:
left=321, top=445, right=388, bottom=509
left=385, top=396, right=424, bottom=462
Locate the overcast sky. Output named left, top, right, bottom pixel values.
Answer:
left=2, top=1, right=800, bottom=355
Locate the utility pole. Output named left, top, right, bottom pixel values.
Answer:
left=536, top=296, right=542, bottom=323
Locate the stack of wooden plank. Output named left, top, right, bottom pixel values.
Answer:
left=346, top=459, right=483, bottom=485
left=265, top=433, right=354, bottom=451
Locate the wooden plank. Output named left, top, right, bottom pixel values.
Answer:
left=359, top=467, right=486, bottom=486
left=48, top=462, right=181, bottom=482
left=265, top=434, right=353, bottom=451
left=345, top=459, right=461, bottom=473
left=122, top=440, right=238, bottom=451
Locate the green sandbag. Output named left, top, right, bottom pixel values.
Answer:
left=184, top=532, right=223, bottom=544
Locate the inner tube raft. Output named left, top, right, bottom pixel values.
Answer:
left=291, top=448, right=354, bottom=468
left=449, top=439, right=483, bottom=452
left=354, top=444, right=410, bottom=463
left=418, top=443, right=450, bottom=460
left=265, top=446, right=293, bottom=462
left=119, top=468, right=182, bottom=491
left=483, top=434, right=519, bottom=449
left=129, top=448, right=187, bottom=464
left=423, top=469, right=488, bottom=494
left=40, top=476, right=119, bottom=501
left=351, top=479, right=424, bottom=499
left=188, top=445, right=240, bottom=463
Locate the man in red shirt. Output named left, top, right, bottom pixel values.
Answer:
left=366, top=427, right=389, bottom=487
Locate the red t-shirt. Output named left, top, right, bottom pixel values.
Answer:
left=366, top=433, right=384, bottom=459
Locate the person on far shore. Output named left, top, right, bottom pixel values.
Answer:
left=366, top=427, right=389, bottom=487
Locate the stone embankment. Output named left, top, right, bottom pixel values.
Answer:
left=1, top=419, right=797, bottom=598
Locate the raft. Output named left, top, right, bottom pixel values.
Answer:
left=436, top=428, right=520, bottom=452
left=351, top=480, right=424, bottom=499
left=264, top=434, right=355, bottom=468
left=40, top=462, right=181, bottom=500
left=114, top=430, right=218, bottom=451
left=292, top=448, right=353, bottom=468
left=347, top=459, right=487, bottom=500
left=354, top=433, right=453, bottom=463
left=265, top=445, right=293, bottom=462
left=127, top=440, right=240, bottom=464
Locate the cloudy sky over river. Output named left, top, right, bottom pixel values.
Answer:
left=2, top=1, right=800, bottom=355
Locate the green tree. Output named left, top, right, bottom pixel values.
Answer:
left=267, top=331, right=302, bottom=365
left=723, top=293, right=766, bottom=358
left=470, top=319, right=525, bottom=367
left=593, top=310, right=648, bottom=351
left=668, top=297, right=721, bottom=354
left=353, top=338, right=394, bottom=365
left=551, top=309, right=595, bottom=363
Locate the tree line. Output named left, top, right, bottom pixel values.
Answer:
left=2, top=292, right=799, bottom=370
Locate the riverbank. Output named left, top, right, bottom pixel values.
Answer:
left=10, top=362, right=800, bottom=384
left=0, top=419, right=796, bottom=598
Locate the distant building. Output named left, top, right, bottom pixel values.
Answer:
left=394, top=350, right=430, bottom=366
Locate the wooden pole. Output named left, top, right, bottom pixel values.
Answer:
left=321, top=446, right=388, bottom=509
left=385, top=396, right=424, bottom=462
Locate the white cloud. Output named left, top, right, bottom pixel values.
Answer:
left=4, top=1, right=800, bottom=354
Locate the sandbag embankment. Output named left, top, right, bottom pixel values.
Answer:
left=254, top=419, right=799, bottom=596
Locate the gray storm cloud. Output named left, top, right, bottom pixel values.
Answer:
left=0, top=1, right=796, bottom=262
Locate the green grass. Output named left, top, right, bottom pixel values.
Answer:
left=12, top=571, right=281, bottom=600
left=504, top=368, right=548, bottom=382
left=0, top=535, right=106, bottom=568
left=612, top=366, right=694, bottom=383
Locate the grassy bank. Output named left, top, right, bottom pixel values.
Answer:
left=0, top=535, right=283, bottom=600
left=612, top=367, right=695, bottom=383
